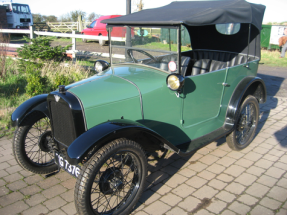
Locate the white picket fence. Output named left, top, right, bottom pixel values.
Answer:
left=0, top=26, right=125, bottom=59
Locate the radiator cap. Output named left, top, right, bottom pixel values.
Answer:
left=59, top=85, right=66, bottom=93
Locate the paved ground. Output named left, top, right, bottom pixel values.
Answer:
left=0, top=66, right=287, bottom=215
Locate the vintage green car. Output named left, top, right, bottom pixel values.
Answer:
left=11, top=0, right=266, bottom=214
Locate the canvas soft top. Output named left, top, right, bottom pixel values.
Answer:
left=102, top=0, right=265, bottom=30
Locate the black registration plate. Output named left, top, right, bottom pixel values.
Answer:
left=55, top=152, right=81, bottom=178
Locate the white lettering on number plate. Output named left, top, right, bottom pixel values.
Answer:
left=56, top=153, right=80, bottom=177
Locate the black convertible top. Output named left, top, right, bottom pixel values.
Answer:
left=102, top=0, right=265, bottom=30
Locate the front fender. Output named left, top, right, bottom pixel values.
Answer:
left=224, top=76, right=266, bottom=130
left=11, top=94, right=49, bottom=127
left=67, top=119, right=179, bottom=165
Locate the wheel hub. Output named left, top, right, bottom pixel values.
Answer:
left=38, top=131, right=52, bottom=152
left=99, top=168, right=124, bottom=195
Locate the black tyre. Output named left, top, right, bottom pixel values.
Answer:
left=226, top=95, right=259, bottom=151
left=75, top=138, right=147, bottom=215
left=13, top=111, right=57, bottom=174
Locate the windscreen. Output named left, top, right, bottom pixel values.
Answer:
left=12, top=4, right=31, bottom=14
left=110, top=26, right=180, bottom=73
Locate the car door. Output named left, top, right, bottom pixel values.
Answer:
left=85, top=20, right=97, bottom=35
left=182, top=69, right=227, bottom=129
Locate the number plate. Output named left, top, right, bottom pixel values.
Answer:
left=55, top=152, right=80, bottom=178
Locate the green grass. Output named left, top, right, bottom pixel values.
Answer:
left=0, top=58, right=29, bottom=137
left=260, top=50, right=287, bottom=67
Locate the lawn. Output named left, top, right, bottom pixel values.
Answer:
left=260, top=50, right=287, bottom=67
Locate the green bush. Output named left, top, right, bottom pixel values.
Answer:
left=16, top=36, right=73, bottom=96
left=17, top=36, right=72, bottom=61
left=53, top=73, right=70, bottom=90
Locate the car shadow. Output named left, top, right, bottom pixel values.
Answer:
left=274, top=126, right=287, bottom=148
left=133, top=150, right=195, bottom=211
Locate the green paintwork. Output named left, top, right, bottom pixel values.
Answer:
left=112, top=65, right=186, bottom=145
left=68, top=73, right=142, bottom=129
left=67, top=59, right=259, bottom=147
left=180, top=69, right=226, bottom=140
left=219, top=60, right=259, bottom=120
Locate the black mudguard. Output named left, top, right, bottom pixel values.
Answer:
left=11, top=94, right=49, bottom=127
left=224, top=76, right=266, bottom=130
left=67, top=119, right=179, bottom=165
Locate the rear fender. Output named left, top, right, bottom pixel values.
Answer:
left=11, top=94, right=49, bottom=127
left=67, top=119, right=179, bottom=165
left=224, top=77, right=266, bottom=130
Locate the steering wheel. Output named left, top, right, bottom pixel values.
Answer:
left=127, top=49, right=158, bottom=63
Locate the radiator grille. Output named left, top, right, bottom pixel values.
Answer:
left=50, top=101, right=76, bottom=146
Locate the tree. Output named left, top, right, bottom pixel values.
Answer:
left=59, top=13, right=72, bottom=22
left=44, top=15, right=58, bottom=22
left=32, top=13, right=43, bottom=23
left=88, top=12, right=96, bottom=22
left=70, top=10, right=86, bottom=22
left=87, top=12, right=101, bottom=22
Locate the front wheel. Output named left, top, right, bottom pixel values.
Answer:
left=75, top=138, right=147, bottom=215
left=13, top=111, right=58, bottom=174
left=226, top=95, right=259, bottom=151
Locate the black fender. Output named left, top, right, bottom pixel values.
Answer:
left=66, top=119, right=179, bottom=165
left=11, top=94, right=49, bottom=127
left=224, top=76, right=266, bottom=130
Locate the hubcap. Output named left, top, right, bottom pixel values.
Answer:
left=38, top=131, right=52, bottom=152
left=99, top=168, right=124, bottom=195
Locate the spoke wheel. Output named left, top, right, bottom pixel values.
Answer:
left=226, top=95, right=259, bottom=151
left=13, top=111, right=58, bottom=174
left=75, top=138, right=147, bottom=215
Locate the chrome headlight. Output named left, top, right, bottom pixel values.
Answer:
left=166, top=74, right=185, bottom=91
left=94, top=60, right=110, bottom=73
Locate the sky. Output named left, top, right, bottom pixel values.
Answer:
left=4, top=0, right=287, bottom=23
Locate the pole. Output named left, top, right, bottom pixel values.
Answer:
left=125, top=0, right=131, bottom=59
left=245, top=24, right=251, bottom=67
left=72, top=31, right=76, bottom=62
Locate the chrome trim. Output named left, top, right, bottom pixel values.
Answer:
left=113, top=75, right=144, bottom=120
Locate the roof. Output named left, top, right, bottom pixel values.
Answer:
left=102, top=0, right=265, bottom=30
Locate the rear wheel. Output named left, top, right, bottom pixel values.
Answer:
left=75, top=138, right=147, bottom=215
left=226, top=95, right=259, bottom=151
left=13, top=111, right=57, bottom=174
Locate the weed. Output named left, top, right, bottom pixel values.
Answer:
left=0, top=32, right=10, bottom=81
left=24, top=195, right=31, bottom=199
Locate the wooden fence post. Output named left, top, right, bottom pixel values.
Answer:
left=78, top=15, right=83, bottom=32
left=72, top=31, right=76, bottom=61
